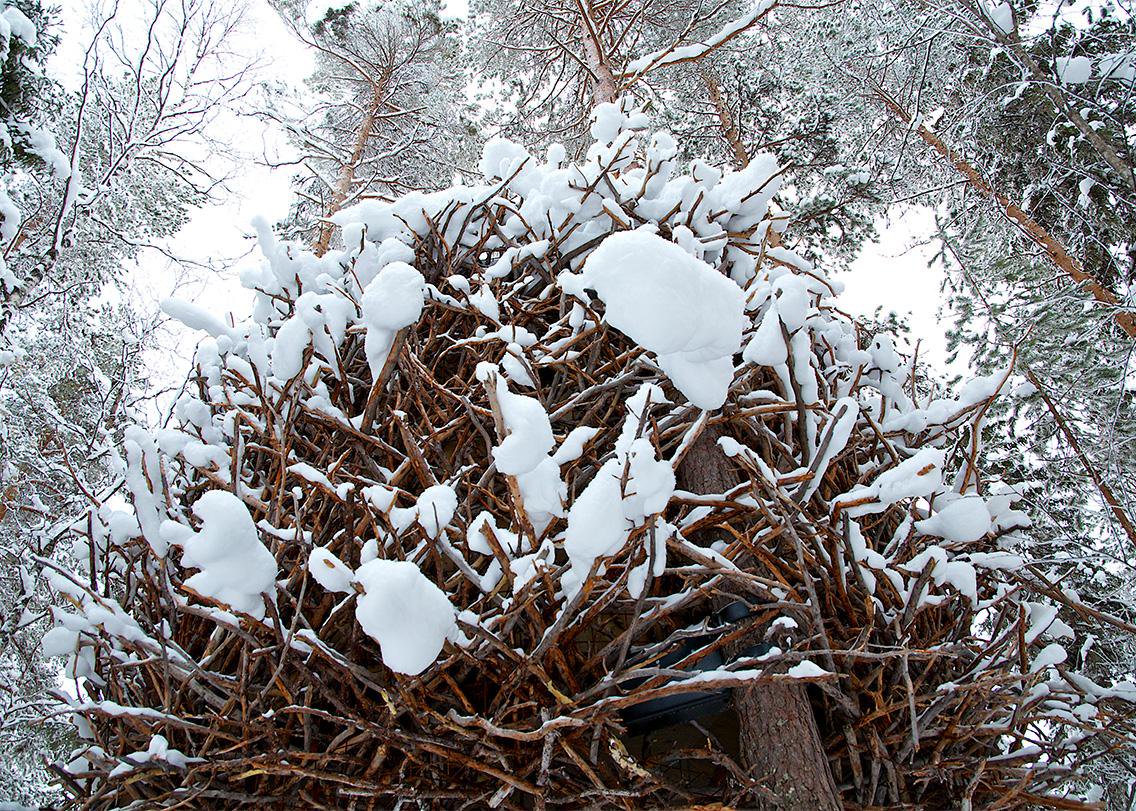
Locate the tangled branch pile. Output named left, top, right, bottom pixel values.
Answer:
left=45, top=104, right=1134, bottom=808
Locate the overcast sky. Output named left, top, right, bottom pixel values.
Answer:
left=842, top=207, right=961, bottom=374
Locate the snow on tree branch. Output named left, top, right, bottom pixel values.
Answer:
left=38, top=101, right=1133, bottom=808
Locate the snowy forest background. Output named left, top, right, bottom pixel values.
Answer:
left=2, top=0, right=1136, bottom=805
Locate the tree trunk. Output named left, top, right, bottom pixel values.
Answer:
left=578, top=2, right=618, bottom=106
left=736, top=682, right=841, bottom=810
left=678, top=427, right=840, bottom=810
left=312, top=90, right=382, bottom=257
left=597, top=19, right=838, bottom=805
left=701, top=68, right=749, bottom=168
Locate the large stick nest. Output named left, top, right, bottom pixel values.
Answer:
left=47, top=110, right=1132, bottom=809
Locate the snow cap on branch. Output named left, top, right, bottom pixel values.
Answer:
left=560, top=230, right=746, bottom=409
left=170, top=491, right=278, bottom=620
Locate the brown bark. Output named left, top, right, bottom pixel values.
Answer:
left=677, top=427, right=840, bottom=810
left=701, top=68, right=749, bottom=168
left=875, top=86, right=1136, bottom=339
left=576, top=0, right=617, bottom=105
left=737, top=681, right=842, bottom=810
left=312, top=91, right=382, bottom=257
left=0, top=483, right=16, bottom=523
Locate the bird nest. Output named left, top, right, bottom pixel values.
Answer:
left=45, top=106, right=1131, bottom=809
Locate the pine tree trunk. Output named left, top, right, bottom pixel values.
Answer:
left=588, top=21, right=839, bottom=807
left=701, top=68, right=749, bottom=168
left=678, top=427, right=840, bottom=810
left=578, top=5, right=617, bottom=106
left=875, top=85, right=1136, bottom=339
left=313, top=90, right=382, bottom=256
left=736, top=682, right=841, bottom=810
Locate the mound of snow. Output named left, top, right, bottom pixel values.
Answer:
left=361, top=261, right=426, bottom=380
left=177, top=491, right=277, bottom=619
left=916, top=496, right=992, bottom=544
left=353, top=559, right=456, bottom=675
left=560, top=229, right=745, bottom=409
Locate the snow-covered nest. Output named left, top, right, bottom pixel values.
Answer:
left=44, top=101, right=1131, bottom=808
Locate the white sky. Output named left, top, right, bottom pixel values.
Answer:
left=839, top=207, right=963, bottom=374
left=48, top=0, right=315, bottom=405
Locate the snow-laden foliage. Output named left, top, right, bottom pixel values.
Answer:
left=267, top=0, right=473, bottom=250
left=46, top=103, right=1132, bottom=807
left=469, top=0, right=883, bottom=268
left=0, top=2, right=90, bottom=801
left=0, top=0, right=254, bottom=803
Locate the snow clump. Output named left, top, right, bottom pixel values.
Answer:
left=559, top=229, right=746, bottom=409
left=167, top=491, right=278, bottom=620
left=353, top=559, right=457, bottom=675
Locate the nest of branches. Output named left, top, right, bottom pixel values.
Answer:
left=49, top=113, right=1131, bottom=809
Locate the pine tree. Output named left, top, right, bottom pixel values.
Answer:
left=266, top=0, right=472, bottom=253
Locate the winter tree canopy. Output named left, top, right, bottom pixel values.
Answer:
left=2, top=0, right=1135, bottom=808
